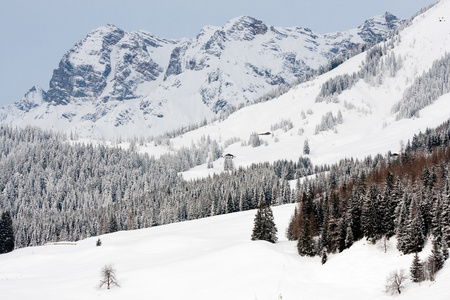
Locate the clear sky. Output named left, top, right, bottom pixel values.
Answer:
left=0, top=0, right=437, bottom=108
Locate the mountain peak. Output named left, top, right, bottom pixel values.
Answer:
left=224, top=15, right=268, bottom=40
left=88, top=23, right=124, bottom=36
left=15, top=85, right=46, bottom=112
left=357, top=12, right=404, bottom=42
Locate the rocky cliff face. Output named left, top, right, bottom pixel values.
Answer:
left=45, top=24, right=175, bottom=105
left=0, top=14, right=404, bottom=139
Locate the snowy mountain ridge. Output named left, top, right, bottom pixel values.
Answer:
left=0, top=13, right=404, bottom=139
left=133, top=0, right=449, bottom=181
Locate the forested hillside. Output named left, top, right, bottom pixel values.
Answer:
left=2, top=119, right=450, bottom=252
left=289, top=119, right=450, bottom=262
left=0, top=125, right=318, bottom=248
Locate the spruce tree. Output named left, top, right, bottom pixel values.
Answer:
left=441, top=185, right=450, bottom=245
left=338, top=218, right=347, bottom=252
left=348, top=190, right=363, bottom=241
left=286, top=207, right=299, bottom=241
left=396, top=197, right=408, bottom=253
left=0, top=211, right=14, bottom=254
left=381, top=172, right=397, bottom=237
left=297, top=217, right=315, bottom=256
left=361, top=185, right=380, bottom=241
left=345, top=222, right=354, bottom=249
left=303, top=140, right=310, bottom=155
left=319, top=212, right=330, bottom=252
left=109, top=215, right=119, bottom=233
left=410, top=252, right=423, bottom=283
left=428, top=239, right=444, bottom=272
left=251, top=201, right=278, bottom=243
left=404, top=196, right=425, bottom=254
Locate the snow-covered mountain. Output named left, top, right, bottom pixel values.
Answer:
left=128, top=0, right=449, bottom=180
left=0, top=13, right=403, bottom=139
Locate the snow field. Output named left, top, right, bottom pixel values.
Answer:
left=0, top=203, right=449, bottom=299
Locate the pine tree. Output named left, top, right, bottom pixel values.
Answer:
left=286, top=207, right=299, bottom=241
left=297, top=217, right=315, bottom=256
left=441, top=184, right=450, bottom=245
left=303, top=140, right=310, bottom=155
left=361, top=185, right=381, bottom=242
left=348, top=190, right=363, bottom=241
left=345, top=222, right=354, bottom=249
left=410, top=252, right=424, bottom=283
left=251, top=201, right=278, bottom=243
left=338, top=218, right=347, bottom=252
left=109, top=215, right=119, bottom=233
left=319, top=211, right=330, bottom=252
left=428, top=239, right=444, bottom=272
left=249, top=132, right=261, bottom=147
left=404, top=196, right=425, bottom=254
left=0, top=211, right=14, bottom=254
left=381, top=172, right=397, bottom=237
left=396, top=197, right=408, bottom=253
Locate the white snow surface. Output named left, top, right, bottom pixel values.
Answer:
left=0, top=204, right=448, bottom=299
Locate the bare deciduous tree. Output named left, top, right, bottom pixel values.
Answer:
left=385, top=269, right=407, bottom=295
left=99, top=264, right=119, bottom=290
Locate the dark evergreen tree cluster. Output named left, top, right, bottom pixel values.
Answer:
left=0, top=211, right=14, bottom=253
left=288, top=119, right=450, bottom=257
left=0, top=125, right=318, bottom=249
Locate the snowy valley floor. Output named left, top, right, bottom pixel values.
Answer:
left=0, top=203, right=449, bottom=299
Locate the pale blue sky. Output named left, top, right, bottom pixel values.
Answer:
left=0, top=0, right=437, bottom=107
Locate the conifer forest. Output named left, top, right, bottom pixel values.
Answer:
left=1, top=118, right=450, bottom=257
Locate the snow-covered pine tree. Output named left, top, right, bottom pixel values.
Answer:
left=361, top=185, right=381, bottom=242
left=381, top=172, right=398, bottom=238
left=303, top=140, right=310, bottom=155
left=297, top=217, right=315, bottom=256
left=428, top=239, right=444, bottom=273
left=251, top=200, right=278, bottom=243
left=345, top=221, right=354, bottom=249
left=249, top=132, right=261, bottom=147
left=404, top=195, right=425, bottom=254
left=109, top=215, right=119, bottom=233
left=410, top=252, right=424, bottom=283
left=395, top=195, right=406, bottom=247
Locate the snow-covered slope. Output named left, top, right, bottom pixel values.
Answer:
left=0, top=14, right=403, bottom=139
left=129, top=0, right=449, bottom=180
left=0, top=204, right=448, bottom=299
